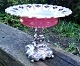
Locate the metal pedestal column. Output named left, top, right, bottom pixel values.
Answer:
left=25, top=28, right=54, bottom=62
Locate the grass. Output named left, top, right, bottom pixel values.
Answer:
left=44, top=19, right=80, bottom=42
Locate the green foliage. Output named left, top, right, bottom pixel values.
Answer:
left=54, top=43, right=61, bottom=48
left=0, top=0, right=31, bottom=13
left=51, top=20, right=80, bottom=41
left=0, top=63, right=3, bottom=66
left=54, top=42, right=80, bottom=56
left=0, top=13, right=28, bottom=32
left=64, top=43, right=80, bottom=56
left=65, top=43, right=76, bottom=53
left=47, top=0, right=80, bottom=23
left=44, top=20, right=80, bottom=42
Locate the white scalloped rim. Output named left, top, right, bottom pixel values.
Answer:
left=5, top=4, right=72, bottom=18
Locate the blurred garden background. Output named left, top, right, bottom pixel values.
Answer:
left=0, top=0, right=80, bottom=64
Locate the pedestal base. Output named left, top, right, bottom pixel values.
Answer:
left=25, top=42, right=54, bottom=62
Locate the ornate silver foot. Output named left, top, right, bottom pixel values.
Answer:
left=25, top=43, right=54, bottom=62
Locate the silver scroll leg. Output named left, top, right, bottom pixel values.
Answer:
left=25, top=28, right=54, bottom=62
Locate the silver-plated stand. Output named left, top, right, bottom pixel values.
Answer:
left=25, top=28, right=54, bottom=62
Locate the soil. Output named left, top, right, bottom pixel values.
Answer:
left=46, top=32, right=80, bottom=56
left=49, top=32, right=80, bottom=48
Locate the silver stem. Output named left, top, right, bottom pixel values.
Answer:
left=34, top=28, right=45, bottom=44
left=25, top=28, right=54, bottom=62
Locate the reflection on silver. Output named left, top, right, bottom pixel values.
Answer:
left=25, top=42, right=54, bottom=62
left=25, top=28, right=54, bottom=62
